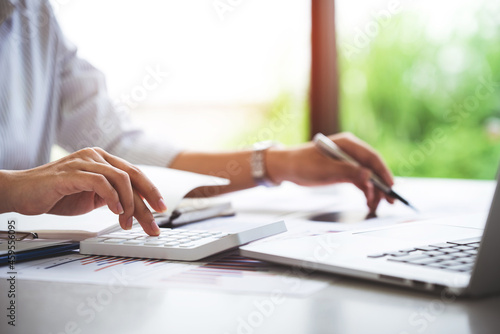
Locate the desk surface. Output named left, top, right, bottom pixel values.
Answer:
left=2, top=178, right=499, bottom=334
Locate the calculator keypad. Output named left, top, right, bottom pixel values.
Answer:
left=94, top=228, right=228, bottom=249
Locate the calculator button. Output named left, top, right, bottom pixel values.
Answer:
left=169, top=235, right=185, bottom=239
left=144, top=240, right=165, bottom=246
left=159, top=237, right=177, bottom=242
left=123, top=240, right=143, bottom=245
left=164, top=242, right=180, bottom=247
left=103, top=239, right=125, bottom=244
left=179, top=243, right=196, bottom=248
left=180, top=232, right=197, bottom=236
left=100, top=234, right=131, bottom=239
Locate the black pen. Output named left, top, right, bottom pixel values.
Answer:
left=313, top=133, right=418, bottom=212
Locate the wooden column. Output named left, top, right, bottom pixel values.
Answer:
left=310, top=0, right=339, bottom=138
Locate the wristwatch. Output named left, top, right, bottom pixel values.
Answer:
left=250, top=141, right=280, bottom=187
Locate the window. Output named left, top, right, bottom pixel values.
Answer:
left=337, top=0, right=500, bottom=179
left=54, top=0, right=311, bottom=151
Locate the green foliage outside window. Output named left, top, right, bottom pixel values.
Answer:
left=339, top=4, right=500, bottom=179
left=236, top=2, right=500, bottom=180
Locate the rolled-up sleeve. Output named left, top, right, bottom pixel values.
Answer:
left=54, top=28, right=181, bottom=167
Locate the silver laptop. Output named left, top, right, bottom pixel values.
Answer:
left=240, top=177, right=500, bottom=297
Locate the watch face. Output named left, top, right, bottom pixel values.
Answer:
left=251, top=149, right=266, bottom=178
left=251, top=142, right=278, bottom=187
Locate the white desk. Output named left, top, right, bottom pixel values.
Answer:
left=2, top=178, right=499, bottom=334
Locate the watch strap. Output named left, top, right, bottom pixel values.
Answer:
left=250, top=141, right=279, bottom=187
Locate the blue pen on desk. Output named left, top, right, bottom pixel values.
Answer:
left=313, top=133, right=418, bottom=212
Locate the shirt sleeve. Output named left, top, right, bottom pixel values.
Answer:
left=54, top=25, right=181, bottom=167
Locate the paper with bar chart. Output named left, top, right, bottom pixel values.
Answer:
left=2, top=251, right=327, bottom=296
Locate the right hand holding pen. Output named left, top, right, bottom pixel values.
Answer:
left=266, top=132, right=395, bottom=213
left=0, top=147, right=166, bottom=236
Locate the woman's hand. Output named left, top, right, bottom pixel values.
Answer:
left=0, top=147, right=167, bottom=235
left=267, top=132, right=395, bottom=213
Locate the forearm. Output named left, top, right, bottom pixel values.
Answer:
left=168, top=149, right=292, bottom=196
left=0, top=170, right=15, bottom=213
left=0, top=169, right=38, bottom=215
left=167, top=132, right=394, bottom=213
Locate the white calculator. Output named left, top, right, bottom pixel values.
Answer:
left=80, top=221, right=286, bottom=261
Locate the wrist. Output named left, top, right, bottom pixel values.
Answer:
left=265, top=147, right=293, bottom=186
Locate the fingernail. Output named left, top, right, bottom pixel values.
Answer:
left=117, top=202, right=124, bottom=215
left=158, top=198, right=167, bottom=212
left=126, top=216, right=133, bottom=230
left=150, top=220, right=160, bottom=235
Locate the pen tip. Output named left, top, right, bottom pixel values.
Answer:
left=408, top=204, right=419, bottom=213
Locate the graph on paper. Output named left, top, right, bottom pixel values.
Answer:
left=42, top=254, right=172, bottom=272
left=5, top=252, right=327, bottom=296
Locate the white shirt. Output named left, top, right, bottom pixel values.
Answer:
left=0, top=0, right=181, bottom=170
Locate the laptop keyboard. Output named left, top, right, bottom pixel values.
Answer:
left=367, top=237, right=481, bottom=273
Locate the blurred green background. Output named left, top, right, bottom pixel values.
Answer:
left=339, top=1, right=500, bottom=179
left=235, top=1, right=500, bottom=180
